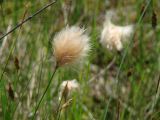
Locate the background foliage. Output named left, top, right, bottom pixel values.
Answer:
left=0, top=0, right=160, bottom=120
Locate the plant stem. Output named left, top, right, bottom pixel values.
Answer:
left=32, top=66, right=58, bottom=120
left=0, top=0, right=57, bottom=41
left=56, top=81, right=68, bottom=120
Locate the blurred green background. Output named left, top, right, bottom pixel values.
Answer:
left=0, top=0, right=160, bottom=120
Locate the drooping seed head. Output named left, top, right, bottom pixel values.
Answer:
left=101, top=14, right=134, bottom=51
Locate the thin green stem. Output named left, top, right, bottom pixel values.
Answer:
left=32, top=66, right=58, bottom=120
left=115, top=0, right=152, bottom=118
left=56, top=81, right=69, bottom=120
left=116, top=0, right=152, bottom=86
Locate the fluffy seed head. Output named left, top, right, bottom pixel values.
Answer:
left=53, top=26, right=90, bottom=67
left=101, top=16, right=134, bottom=51
left=59, top=79, right=79, bottom=100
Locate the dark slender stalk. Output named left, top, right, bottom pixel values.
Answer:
left=56, top=81, right=69, bottom=120
left=156, top=75, right=160, bottom=94
left=32, top=66, right=58, bottom=120
left=0, top=0, right=57, bottom=41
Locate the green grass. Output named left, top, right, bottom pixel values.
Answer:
left=0, top=0, right=160, bottom=120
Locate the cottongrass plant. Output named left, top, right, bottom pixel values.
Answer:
left=57, top=79, right=80, bottom=120
left=53, top=26, right=90, bottom=67
left=32, top=26, right=90, bottom=119
left=100, top=14, right=134, bottom=51
left=59, top=79, right=80, bottom=101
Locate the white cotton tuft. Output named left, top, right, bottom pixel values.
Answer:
left=53, top=26, right=90, bottom=67
left=59, top=79, right=80, bottom=100
left=101, top=14, right=134, bottom=51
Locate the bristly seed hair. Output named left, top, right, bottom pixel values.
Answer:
left=53, top=26, right=90, bottom=67
left=100, top=13, right=134, bottom=51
